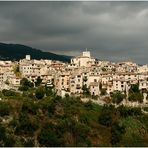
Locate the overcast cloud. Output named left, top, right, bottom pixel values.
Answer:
left=0, top=1, right=148, bottom=64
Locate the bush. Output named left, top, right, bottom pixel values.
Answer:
left=129, top=84, right=140, bottom=93
left=35, top=76, right=42, bottom=87
left=112, top=91, right=125, bottom=104
left=19, top=78, right=34, bottom=91
left=111, top=122, right=125, bottom=145
left=18, top=86, right=29, bottom=91
left=38, top=123, right=63, bottom=147
left=58, top=118, right=91, bottom=146
left=35, top=87, right=45, bottom=99
left=82, top=85, right=90, bottom=96
left=15, top=113, right=39, bottom=135
left=100, top=88, right=107, bottom=96
left=21, top=101, right=38, bottom=115
left=118, top=105, right=142, bottom=117
left=128, top=92, right=143, bottom=103
left=0, top=102, right=12, bottom=117
left=4, top=136, right=15, bottom=147
left=74, top=122, right=91, bottom=146
left=45, top=87, right=54, bottom=96
left=0, top=123, right=6, bottom=140
left=98, top=105, right=113, bottom=127
left=2, top=89, right=17, bottom=97
left=84, top=101, right=93, bottom=110
left=23, top=138, right=34, bottom=147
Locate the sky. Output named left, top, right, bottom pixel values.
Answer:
left=0, top=1, right=148, bottom=64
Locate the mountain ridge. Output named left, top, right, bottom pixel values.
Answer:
left=0, top=42, right=71, bottom=62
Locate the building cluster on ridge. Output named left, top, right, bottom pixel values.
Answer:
left=0, top=50, right=148, bottom=102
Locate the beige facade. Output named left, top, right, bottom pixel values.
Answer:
left=0, top=52, right=147, bottom=98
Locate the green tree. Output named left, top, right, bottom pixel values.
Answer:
left=128, top=92, right=143, bottom=103
left=100, top=88, right=107, bottom=96
left=129, top=84, right=140, bottom=93
left=112, top=91, right=125, bottom=104
left=35, top=86, right=45, bottom=99
left=19, top=78, right=34, bottom=91
left=13, top=64, right=22, bottom=78
left=2, top=89, right=17, bottom=97
left=35, top=76, right=42, bottom=87
left=82, top=84, right=90, bottom=96
left=128, top=83, right=143, bottom=103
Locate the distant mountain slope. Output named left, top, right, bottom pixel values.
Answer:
left=0, top=43, right=71, bottom=62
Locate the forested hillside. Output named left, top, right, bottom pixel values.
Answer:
left=0, top=80, right=148, bottom=146
left=0, top=42, right=71, bottom=62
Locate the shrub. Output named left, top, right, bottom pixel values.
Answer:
left=2, top=89, right=16, bottom=97
left=38, top=123, right=63, bottom=147
left=129, top=84, right=140, bottom=93
left=15, top=113, right=39, bottom=135
left=128, top=92, right=143, bottom=103
left=35, top=76, right=42, bottom=87
left=112, top=91, right=125, bottom=104
left=21, top=101, right=38, bottom=115
left=100, top=88, right=107, bottom=96
left=35, top=87, right=45, bottom=99
left=19, top=78, right=34, bottom=91
left=98, top=105, right=113, bottom=127
left=0, top=102, right=12, bottom=117
left=111, top=122, right=125, bottom=145
left=118, top=105, right=142, bottom=117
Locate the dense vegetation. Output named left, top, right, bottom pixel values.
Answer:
left=0, top=82, right=148, bottom=146
left=0, top=42, right=71, bottom=62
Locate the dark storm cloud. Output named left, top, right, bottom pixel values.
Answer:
left=0, top=1, right=148, bottom=64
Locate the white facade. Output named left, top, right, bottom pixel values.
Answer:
left=71, top=50, right=96, bottom=67
left=26, top=55, right=31, bottom=60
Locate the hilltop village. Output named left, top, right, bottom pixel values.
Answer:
left=1, top=50, right=148, bottom=147
left=0, top=50, right=148, bottom=106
